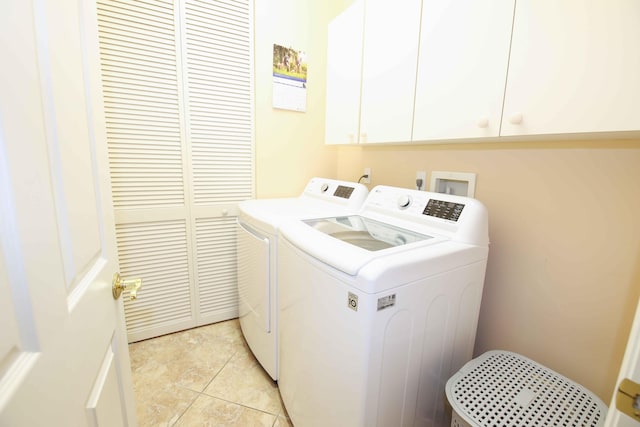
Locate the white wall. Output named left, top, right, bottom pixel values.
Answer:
left=336, top=140, right=640, bottom=401
left=254, top=0, right=351, bottom=198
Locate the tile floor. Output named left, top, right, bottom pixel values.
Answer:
left=128, top=319, right=292, bottom=427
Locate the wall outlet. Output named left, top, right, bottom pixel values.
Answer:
left=416, top=171, right=426, bottom=190
left=363, top=168, right=371, bottom=184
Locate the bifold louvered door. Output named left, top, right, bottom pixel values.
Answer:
left=97, top=0, right=253, bottom=342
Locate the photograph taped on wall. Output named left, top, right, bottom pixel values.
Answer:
left=272, top=43, right=307, bottom=112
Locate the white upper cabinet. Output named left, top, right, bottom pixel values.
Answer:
left=501, top=0, right=640, bottom=137
left=359, top=0, right=422, bottom=143
left=325, top=0, right=364, bottom=145
left=413, top=0, right=515, bottom=141
left=325, top=0, right=640, bottom=145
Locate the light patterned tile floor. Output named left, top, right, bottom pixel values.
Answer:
left=129, top=319, right=292, bottom=427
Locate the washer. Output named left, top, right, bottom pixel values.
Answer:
left=277, top=185, right=489, bottom=427
left=236, top=177, right=368, bottom=380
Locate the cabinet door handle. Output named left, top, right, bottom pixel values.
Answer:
left=508, top=112, right=523, bottom=124
left=476, top=118, right=489, bottom=128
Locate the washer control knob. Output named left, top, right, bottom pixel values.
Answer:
left=320, top=183, right=329, bottom=193
left=397, top=195, right=412, bottom=209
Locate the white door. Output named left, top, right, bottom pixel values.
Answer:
left=324, top=0, right=364, bottom=145
left=501, top=0, right=640, bottom=137
left=96, top=0, right=254, bottom=342
left=0, top=0, right=136, bottom=425
left=412, top=0, right=514, bottom=141
left=359, top=0, right=422, bottom=143
left=605, top=295, right=640, bottom=427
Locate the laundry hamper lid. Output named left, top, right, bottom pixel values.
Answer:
left=445, top=350, right=608, bottom=427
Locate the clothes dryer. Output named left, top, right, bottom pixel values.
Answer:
left=277, top=185, right=489, bottom=427
left=236, top=177, right=368, bottom=380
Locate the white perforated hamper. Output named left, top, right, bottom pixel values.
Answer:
left=445, top=350, right=607, bottom=427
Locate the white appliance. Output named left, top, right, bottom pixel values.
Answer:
left=277, top=185, right=489, bottom=427
left=236, top=177, right=368, bottom=380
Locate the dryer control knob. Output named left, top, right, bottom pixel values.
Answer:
left=397, top=195, right=412, bottom=209
left=321, top=183, right=329, bottom=193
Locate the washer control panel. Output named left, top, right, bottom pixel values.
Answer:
left=366, top=186, right=467, bottom=223
left=358, top=185, right=488, bottom=245
left=302, top=178, right=369, bottom=209
left=423, top=199, right=465, bottom=222
left=333, top=185, right=355, bottom=199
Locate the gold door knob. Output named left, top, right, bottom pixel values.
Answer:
left=112, top=273, right=142, bottom=301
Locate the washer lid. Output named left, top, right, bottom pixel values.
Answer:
left=238, top=197, right=357, bottom=234
left=280, top=215, right=445, bottom=276
left=237, top=177, right=369, bottom=233
left=303, top=215, right=432, bottom=251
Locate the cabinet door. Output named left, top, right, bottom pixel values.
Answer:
left=359, top=0, right=422, bottom=143
left=325, top=0, right=364, bottom=145
left=502, top=0, right=640, bottom=137
left=413, top=0, right=514, bottom=141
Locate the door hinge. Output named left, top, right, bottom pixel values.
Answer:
left=616, top=378, right=640, bottom=422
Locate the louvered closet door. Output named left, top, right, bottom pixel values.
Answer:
left=182, top=0, right=253, bottom=324
left=96, top=0, right=254, bottom=342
